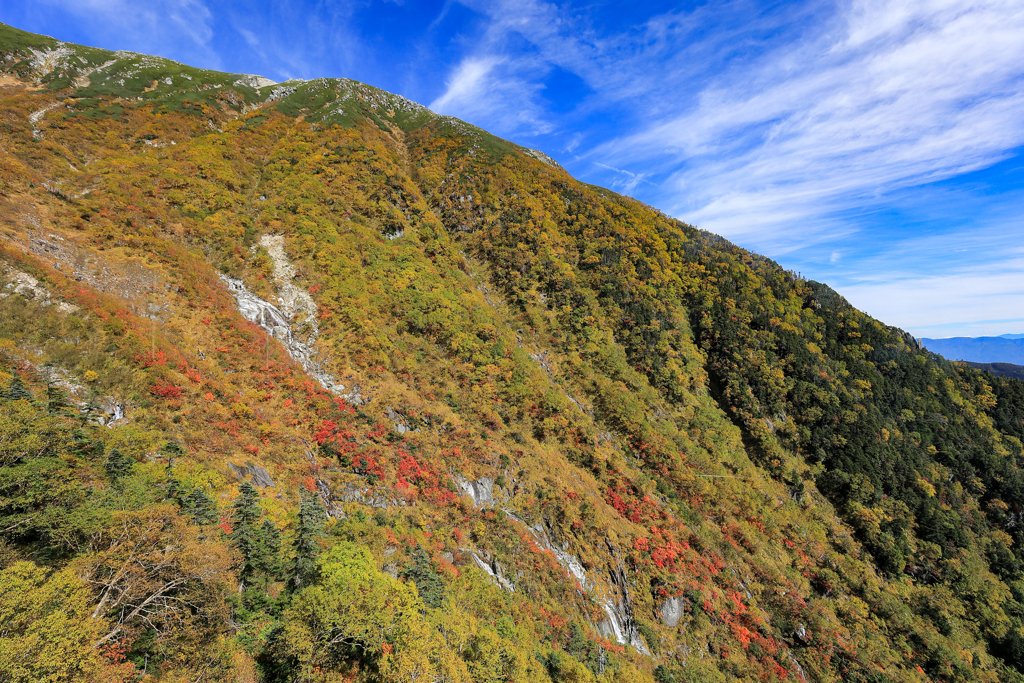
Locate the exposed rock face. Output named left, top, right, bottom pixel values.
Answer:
left=228, top=462, right=276, bottom=488
left=2, top=265, right=79, bottom=313
left=458, top=476, right=494, bottom=507
left=385, top=406, right=414, bottom=434
left=467, top=549, right=515, bottom=592
left=220, top=235, right=367, bottom=404
left=596, top=558, right=651, bottom=655
left=234, top=74, right=275, bottom=89
left=660, top=596, right=687, bottom=628
left=259, top=235, right=318, bottom=341
left=520, top=147, right=563, bottom=169
left=333, top=481, right=408, bottom=508
left=220, top=272, right=364, bottom=404
left=98, top=399, right=126, bottom=426
left=503, top=511, right=648, bottom=653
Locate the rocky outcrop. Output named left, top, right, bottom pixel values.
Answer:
left=332, top=481, right=408, bottom=508
left=660, top=595, right=688, bottom=628
left=2, top=265, right=79, bottom=313
left=458, top=476, right=494, bottom=507
left=596, top=553, right=651, bottom=655
left=228, top=462, right=276, bottom=488
left=467, top=549, right=515, bottom=592
left=220, top=272, right=364, bottom=404
left=385, top=406, right=415, bottom=434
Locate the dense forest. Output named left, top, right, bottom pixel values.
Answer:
left=2, top=22, right=1024, bottom=683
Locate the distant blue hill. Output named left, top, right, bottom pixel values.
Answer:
left=921, top=335, right=1024, bottom=364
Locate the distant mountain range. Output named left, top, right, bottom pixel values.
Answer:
left=921, top=333, right=1024, bottom=364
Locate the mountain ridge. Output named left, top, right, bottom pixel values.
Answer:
left=1, top=22, right=1024, bottom=683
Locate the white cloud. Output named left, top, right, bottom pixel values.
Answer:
left=429, top=55, right=553, bottom=136
left=33, top=0, right=218, bottom=68
left=839, top=254, right=1024, bottom=338
left=429, top=56, right=503, bottom=112
left=594, top=0, right=1024, bottom=247
left=43, top=0, right=215, bottom=49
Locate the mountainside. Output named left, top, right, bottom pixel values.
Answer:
left=3, top=23, right=1024, bottom=683
left=964, top=363, right=1024, bottom=382
left=921, top=336, right=1024, bottom=365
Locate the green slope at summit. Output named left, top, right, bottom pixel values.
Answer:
left=1, top=21, right=1024, bottom=683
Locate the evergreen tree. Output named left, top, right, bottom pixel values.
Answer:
left=77, top=398, right=101, bottom=426
left=104, top=448, right=134, bottom=483
left=401, top=546, right=444, bottom=608
left=183, top=488, right=219, bottom=525
left=161, top=440, right=184, bottom=464
left=165, top=468, right=182, bottom=502
left=252, top=519, right=283, bottom=586
left=288, top=491, right=326, bottom=591
left=45, top=384, right=72, bottom=415
left=163, top=443, right=186, bottom=501
left=4, top=374, right=33, bottom=402
left=71, top=429, right=105, bottom=461
left=230, top=482, right=264, bottom=587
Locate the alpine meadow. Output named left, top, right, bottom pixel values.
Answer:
left=3, top=22, right=1024, bottom=683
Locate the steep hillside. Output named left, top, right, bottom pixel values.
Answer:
left=2, top=23, right=1024, bottom=683
left=965, top=362, right=1024, bottom=382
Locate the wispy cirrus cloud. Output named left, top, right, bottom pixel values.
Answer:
left=841, top=252, right=1024, bottom=338
left=33, top=0, right=218, bottom=64
left=591, top=0, right=1024, bottom=244
left=429, top=55, right=503, bottom=113
left=429, top=54, right=555, bottom=136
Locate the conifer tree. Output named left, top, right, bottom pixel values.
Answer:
left=402, top=546, right=445, bottom=608
left=163, top=443, right=186, bottom=501
left=77, top=398, right=101, bottom=426
left=161, top=441, right=184, bottom=462
left=4, top=374, right=33, bottom=402
left=104, top=448, right=134, bottom=483
left=252, top=519, right=283, bottom=587
left=183, top=488, right=219, bottom=525
left=71, top=429, right=105, bottom=461
left=288, top=491, right=326, bottom=591
left=45, top=384, right=72, bottom=415
left=230, top=482, right=264, bottom=588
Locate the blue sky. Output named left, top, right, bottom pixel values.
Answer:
left=4, top=0, right=1024, bottom=338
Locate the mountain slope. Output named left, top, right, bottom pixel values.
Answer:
left=2, top=23, right=1024, bottom=683
left=965, top=362, right=1024, bottom=381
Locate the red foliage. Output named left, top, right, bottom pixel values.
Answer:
left=141, top=350, right=168, bottom=368
left=152, top=380, right=184, bottom=399
left=394, top=451, right=458, bottom=505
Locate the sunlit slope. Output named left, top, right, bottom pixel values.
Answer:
left=2, top=22, right=1024, bottom=683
